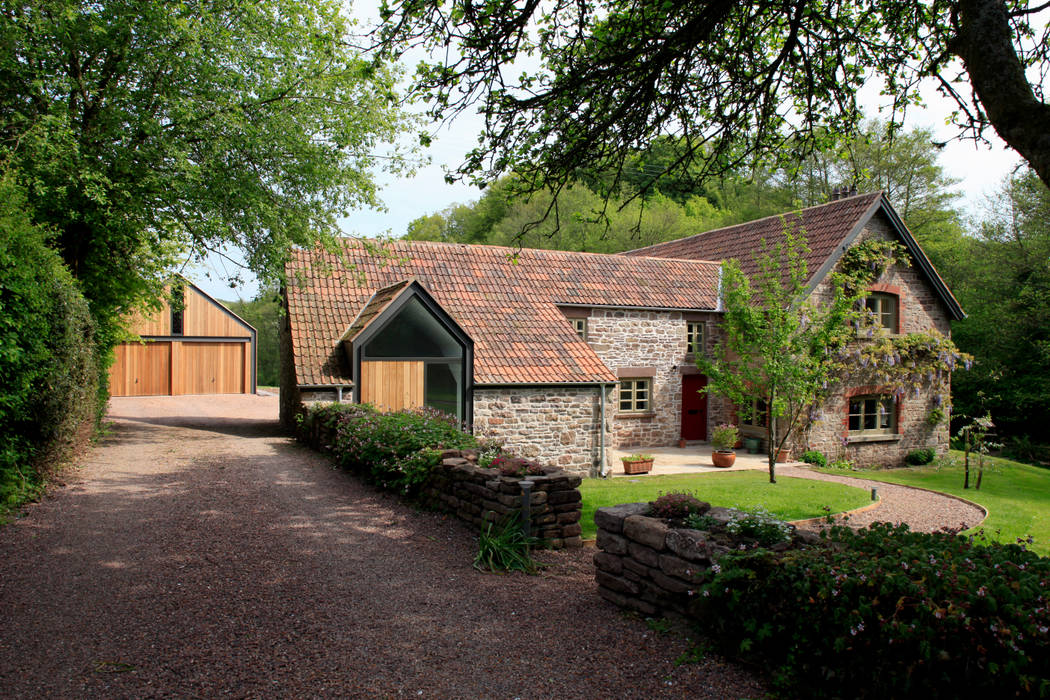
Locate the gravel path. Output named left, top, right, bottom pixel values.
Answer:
left=0, top=396, right=763, bottom=699
left=776, top=464, right=986, bottom=533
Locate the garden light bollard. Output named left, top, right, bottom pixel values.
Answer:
left=521, top=480, right=534, bottom=537
left=871, top=487, right=878, bottom=501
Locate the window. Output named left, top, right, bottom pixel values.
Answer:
left=740, top=398, right=767, bottom=428
left=618, top=378, right=651, bottom=413
left=686, top=322, right=705, bottom=354
left=572, top=318, right=587, bottom=340
left=170, top=284, right=185, bottom=336
left=848, top=395, right=896, bottom=435
left=864, top=293, right=899, bottom=333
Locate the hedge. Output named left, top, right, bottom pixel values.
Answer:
left=696, top=523, right=1050, bottom=698
left=0, top=177, right=100, bottom=514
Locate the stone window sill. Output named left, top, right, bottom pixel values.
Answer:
left=616, top=412, right=655, bottom=420
left=847, top=433, right=902, bottom=444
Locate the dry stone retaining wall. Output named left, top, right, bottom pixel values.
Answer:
left=593, top=503, right=819, bottom=616
left=423, top=450, right=584, bottom=549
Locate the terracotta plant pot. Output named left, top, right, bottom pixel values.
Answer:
left=711, top=450, right=736, bottom=468
left=621, top=458, right=654, bottom=475
left=775, top=448, right=792, bottom=463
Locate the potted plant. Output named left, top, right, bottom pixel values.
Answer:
left=621, top=453, right=655, bottom=475
left=710, top=423, right=739, bottom=468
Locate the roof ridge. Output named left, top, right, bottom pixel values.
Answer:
left=626, top=190, right=884, bottom=253
left=339, top=237, right=722, bottom=267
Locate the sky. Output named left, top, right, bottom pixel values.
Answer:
left=188, top=19, right=1025, bottom=301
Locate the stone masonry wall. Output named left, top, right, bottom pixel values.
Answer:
left=585, top=309, right=721, bottom=449
left=593, top=503, right=819, bottom=616
left=424, top=450, right=584, bottom=549
left=800, top=213, right=953, bottom=466
left=472, top=386, right=604, bottom=476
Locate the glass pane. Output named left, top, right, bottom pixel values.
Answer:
left=879, top=400, right=892, bottom=429
left=364, top=297, right=463, bottom=358
left=849, top=414, right=860, bottom=431
left=425, top=362, right=460, bottom=419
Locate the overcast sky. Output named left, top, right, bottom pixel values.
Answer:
left=188, top=20, right=1025, bottom=301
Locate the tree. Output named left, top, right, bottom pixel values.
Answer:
left=950, top=170, right=1050, bottom=439
left=1, top=0, right=411, bottom=347
left=376, top=1, right=1050, bottom=206
left=225, top=288, right=281, bottom=387
left=697, top=231, right=858, bottom=483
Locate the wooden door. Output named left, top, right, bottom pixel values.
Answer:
left=179, top=342, right=245, bottom=394
left=360, top=361, right=424, bottom=412
left=681, top=374, right=708, bottom=441
left=109, top=342, right=172, bottom=396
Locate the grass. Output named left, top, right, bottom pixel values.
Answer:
left=579, top=471, right=872, bottom=540
left=820, top=450, right=1050, bottom=555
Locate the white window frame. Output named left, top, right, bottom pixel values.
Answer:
left=618, top=378, right=651, bottom=414
left=740, top=398, right=768, bottom=428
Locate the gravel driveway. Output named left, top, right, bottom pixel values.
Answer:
left=0, top=395, right=763, bottom=699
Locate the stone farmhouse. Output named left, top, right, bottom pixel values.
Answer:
left=280, top=192, right=964, bottom=476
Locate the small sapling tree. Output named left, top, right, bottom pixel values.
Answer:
left=697, top=229, right=857, bottom=483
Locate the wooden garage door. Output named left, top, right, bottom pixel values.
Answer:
left=179, top=342, right=245, bottom=395
left=109, top=342, right=172, bottom=396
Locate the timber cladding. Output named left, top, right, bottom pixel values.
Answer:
left=360, top=361, right=424, bottom=412
left=108, top=278, right=256, bottom=397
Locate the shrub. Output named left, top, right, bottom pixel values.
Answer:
left=649, top=491, right=710, bottom=520
left=697, top=523, right=1050, bottom=698
left=492, top=455, right=545, bottom=477
left=306, top=403, right=477, bottom=494
left=724, top=507, right=793, bottom=546
left=0, top=178, right=100, bottom=515
left=800, top=450, right=827, bottom=467
left=711, top=423, right=739, bottom=451
left=905, top=447, right=936, bottom=466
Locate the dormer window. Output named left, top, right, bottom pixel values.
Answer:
left=572, top=318, right=587, bottom=340
left=864, top=292, right=899, bottom=333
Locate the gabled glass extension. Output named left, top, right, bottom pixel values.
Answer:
left=344, top=280, right=473, bottom=425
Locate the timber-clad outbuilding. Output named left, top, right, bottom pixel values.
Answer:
left=109, top=278, right=257, bottom=397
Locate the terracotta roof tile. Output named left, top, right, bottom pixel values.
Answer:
left=622, top=192, right=883, bottom=283
left=287, top=240, right=720, bottom=386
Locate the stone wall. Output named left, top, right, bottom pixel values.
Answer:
left=585, top=309, right=720, bottom=448
left=424, top=450, right=584, bottom=549
left=593, top=503, right=818, bottom=616
left=472, top=386, right=606, bottom=476
left=799, top=213, right=953, bottom=466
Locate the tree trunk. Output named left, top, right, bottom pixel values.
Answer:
left=963, top=439, right=971, bottom=489
left=767, top=416, right=777, bottom=484
left=952, top=0, right=1050, bottom=190
left=975, top=450, right=984, bottom=490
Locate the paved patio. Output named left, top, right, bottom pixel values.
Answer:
left=608, top=442, right=794, bottom=476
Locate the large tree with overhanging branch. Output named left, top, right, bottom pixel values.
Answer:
left=374, top=0, right=1050, bottom=210
left=1, top=0, right=413, bottom=347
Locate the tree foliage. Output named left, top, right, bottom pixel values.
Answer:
left=0, top=175, right=99, bottom=514
left=376, top=0, right=1050, bottom=207
left=1, top=0, right=412, bottom=346
left=950, top=170, right=1050, bottom=439
left=224, top=288, right=281, bottom=387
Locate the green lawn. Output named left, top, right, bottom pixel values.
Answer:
left=820, top=451, right=1050, bottom=555
left=579, top=471, right=872, bottom=540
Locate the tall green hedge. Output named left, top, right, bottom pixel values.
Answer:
left=0, top=177, right=100, bottom=513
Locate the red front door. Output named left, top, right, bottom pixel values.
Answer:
left=681, top=375, right=708, bottom=441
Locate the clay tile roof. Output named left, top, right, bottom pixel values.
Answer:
left=287, top=240, right=720, bottom=386
left=341, top=278, right=413, bottom=343
left=622, top=192, right=883, bottom=283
